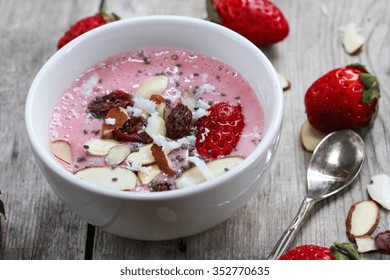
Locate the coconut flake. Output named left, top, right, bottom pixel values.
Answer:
left=197, top=98, right=211, bottom=110
left=126, top=106, right=144, bottom=117
left=105, top=118, right=116, bottom=125
left=198, top=83, right=216, bottom=94
left=152, top=134, right=196, bottom=152
left=188, top=156, right=215, bottom=181
left=81, top=74, right=100, bottom=96
left=133, top=97, right=157, bottom=115
left=125, top=161, right=152, bottom=173
left=192, top=108, right=208, bottom=120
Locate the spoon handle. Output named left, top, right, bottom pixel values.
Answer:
left=267, top=196, right=317, bottom=260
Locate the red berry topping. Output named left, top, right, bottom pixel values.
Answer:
left=112, top=117, right=152, bottom=144
left=208, top=0, right=289, bottom=45
left=305, top=64, right=380, bottom=133
left=88, top=90, right=133, bottom=119
left=166, top=103, right=193, bottom=139
left=57, top=12, right=119, bottom=49
left=196, top=102, right=245, bottom=159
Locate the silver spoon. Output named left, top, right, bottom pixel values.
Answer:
left=267, top=129, right=365, bottom=260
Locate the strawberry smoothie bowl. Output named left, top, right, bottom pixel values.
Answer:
left=25, top=16, right=283, bottom=240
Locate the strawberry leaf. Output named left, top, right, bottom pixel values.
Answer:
left=347, top=63, right=367, bottom=72
left=360, top=73, right=380, bottom=104
left=206, top=0, right=222, bottom=23
left=330, top=242, right=360, bottom=260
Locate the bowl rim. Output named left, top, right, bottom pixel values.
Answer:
left=25, top=15, right=284, bottom=201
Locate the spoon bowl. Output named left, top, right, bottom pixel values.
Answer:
left=267, top=130, right=365, bottom=259
left=307, top=129, right=365, bottom=199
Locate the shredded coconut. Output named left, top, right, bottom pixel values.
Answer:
left=152, top=134, right=196, bottom=152
left=105, top=118, right=116, bottom=125
left=199, top=128, right=210, bottom=143
left=196, top=98, right=211, bottom=110
left=126, top=106, right=144, bottom=117
left=192, top=108, right=208, bottom=120
left=200, top=73, right=209, bottom=82
left=188, top=156, right=215, bottom=181
left=133, top=97, right=157, bottom=115
left=81, top=74, right=100, bottom=96
left=125, top=161, right=152, bottom=173
left=198, top=83, right=216, bottom=94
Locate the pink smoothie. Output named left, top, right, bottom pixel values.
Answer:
left=49, top=47, right=265, bottom=192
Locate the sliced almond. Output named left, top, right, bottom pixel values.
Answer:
left=367, top=173, right=390, bottom=211
left=151, top=144, right=175, bottom=176
left=145, top=114, right=166, bottom=138
left=102, top=107, right=129, bottom=136
left=50, top=140, right=72, bottom=165
left=342, top=23, right=365, bottom=55
left=355, top=235, right=379, bottom=253
left=84, top=138, right=120, bottom=156
left=105, top=144, right=131, bottom=166
left=277, top=73, right=291, bottom=91
left=346, top=200, right=380, bottom=242
left=300, top=120, right=327, bottom=152
left=134, top=75, right=168, bottom=99
left=150, top=94, right=167, bottom=118
left=177, top=156, right=244, bottom=189
left=75, top=167, right=137, bottom=190
left=138, top=164, right=161, bottom=185
left=127, top=143, right=155, bottom=165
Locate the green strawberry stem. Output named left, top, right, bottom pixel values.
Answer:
left=360, top=73, right=380, bottom=104
left=206, top=0, right=222, bottom=22
left=330, top=242, right=360, bottom=260
left=99, top=0, right=106, bottom=13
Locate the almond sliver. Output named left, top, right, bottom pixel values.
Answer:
left=50, top=140, right=72, bottom=164
left=151, top=144, right=175, bottom=176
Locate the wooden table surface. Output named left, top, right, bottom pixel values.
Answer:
left=1, top=0, right=389, bottom=260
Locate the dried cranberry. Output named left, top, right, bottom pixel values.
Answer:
left=88, top=90, right=133, bottom=118
left=150, top=182, right=172, bottom=192
left=166, top=103, right=193, bottom=139
left=112, top=117, right=152, bottom=143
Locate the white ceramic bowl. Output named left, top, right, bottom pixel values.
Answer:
left=25, top=15, right=283, bottom=240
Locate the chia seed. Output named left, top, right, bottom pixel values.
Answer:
left=83, top=129, right=88, bottom=134
left=112, top=177, right=118, bottom=182
left=77, top=157, right=86, bottom=163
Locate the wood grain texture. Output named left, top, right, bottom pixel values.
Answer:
left=0, top=0, right=389, bottom=260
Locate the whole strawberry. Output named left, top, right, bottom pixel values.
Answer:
left=196, top=102, right=245, bottom=159
left=207, top=0, right=289, bottom=45
left=279, top=243, right=359, bottom=260
left=57, top=12, right=119, bottom=49
left=305, top=64, right=380, bottom=134
left=279, top=244, right=335, bottom=260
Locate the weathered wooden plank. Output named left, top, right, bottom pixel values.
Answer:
left=0, top=0, right=102, bottom=260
